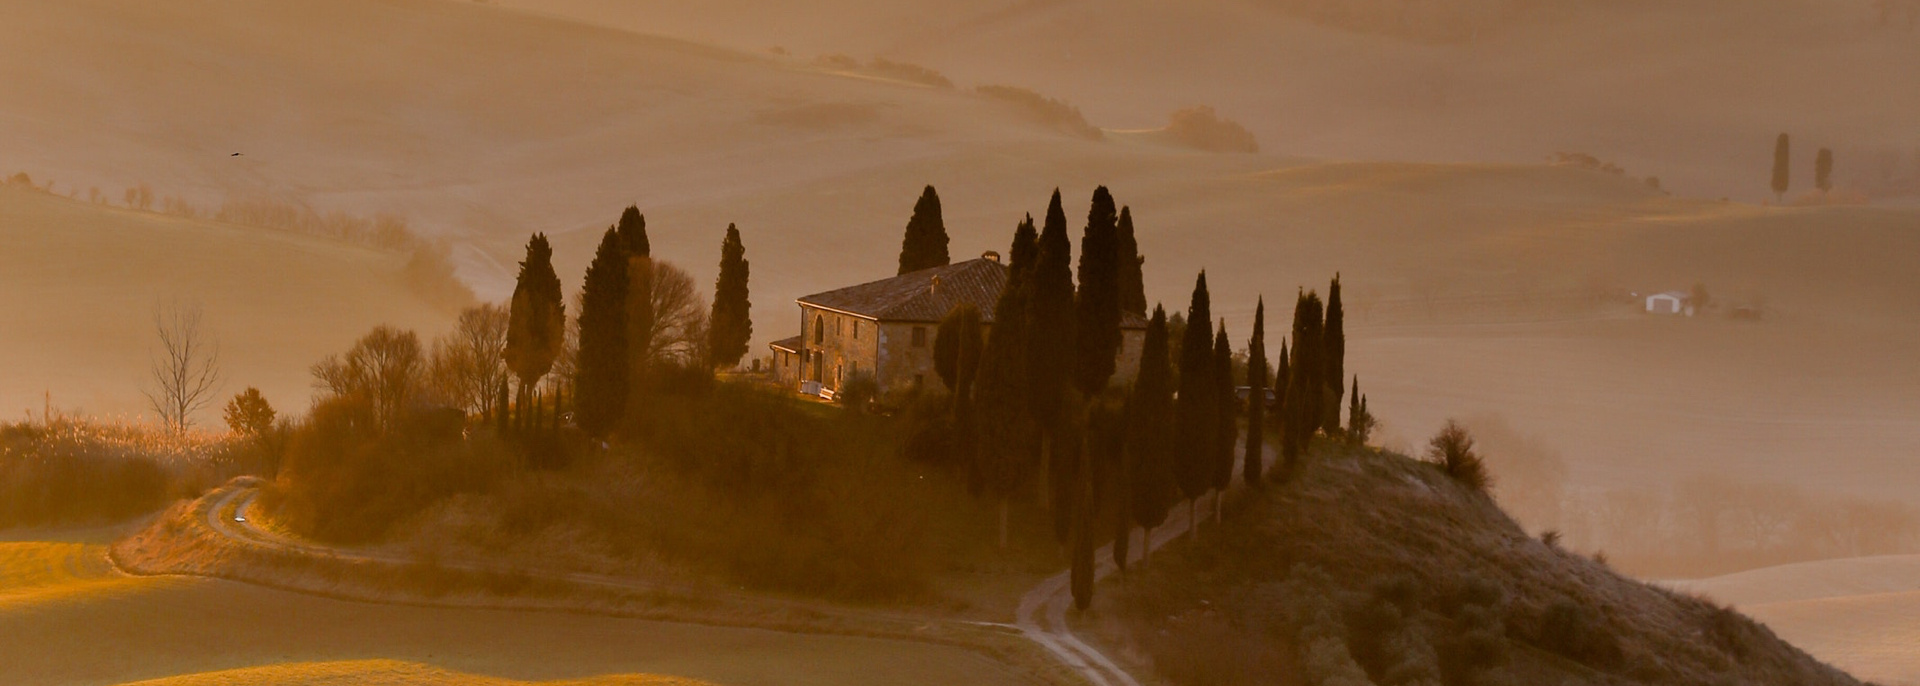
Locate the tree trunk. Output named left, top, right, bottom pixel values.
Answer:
left=1189, top=499, right=1199, bottom=541
left=1138, top=525, right=1151, bottom=569
left=1215, top=490, right=1223, bottom=524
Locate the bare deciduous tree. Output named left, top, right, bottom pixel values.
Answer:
left=312, top=326, right=424, bottom=432
left=639, top=260, right=710, bottom=366
left=144, top=303, right=222, bottom=433
left=426, top=303, right=511, bottom=418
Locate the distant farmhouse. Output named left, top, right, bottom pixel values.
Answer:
left=1644, top=290, right=1694, bottom=316
left=771, top=253, right=1148, bottom=398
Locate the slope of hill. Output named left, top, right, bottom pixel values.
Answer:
left=1673, top=555, right=1920, bottom=685
left=1088, top=444, right=1861, bottom=686
left=0, top=186, right=458, bottom=424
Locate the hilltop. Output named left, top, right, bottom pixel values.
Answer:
left=1087, top=443, right=1863, bottom=686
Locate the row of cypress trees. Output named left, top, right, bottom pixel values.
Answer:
left=917, top=181, right=1371, bottom=609
left=501, top=207, right=755, bottom=448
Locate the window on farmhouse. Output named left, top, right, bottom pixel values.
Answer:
left=854, top=321, right=860, bottom=339
left=912, top=326, right=927, bottom=347
left=814, top=315, right=824, bottom=344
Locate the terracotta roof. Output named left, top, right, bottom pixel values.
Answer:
left=798, top=257, right=1150, bottom=328
left=769, top=335, right=803, bottom=352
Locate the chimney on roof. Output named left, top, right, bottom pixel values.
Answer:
left=930, top=275, right=942, bottom=295
left=982, top=250, right=1001, bottom=263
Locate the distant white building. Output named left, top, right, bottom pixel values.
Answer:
left=1645, top=291, right=1693, bottom=316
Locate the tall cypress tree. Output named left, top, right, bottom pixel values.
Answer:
left=1272, top=337, right=1289, bottom=436
left=505, top=233, right=565, bottom=433
left=975, top=218, right=1041, bottom=548
left=1815, top=148, right=1834, bottom=192
left=1323, top=274, right=1346, bottom=434
left=1210, top=322, right=1236, bottom=521
left=574, top=227, right=629, bottom=440
left=707, top=224, right=752, bottom=369
left=1031, top=190, right=1080, bottom=544
left=1244, top=298, right=1267, bottom=486
left=618, top=207, right=654, bottom=399
left=1772, top=133, right=1791, bottom=202
left=1173, top=272, right=1216, bottom=535
left=897, top=185, right=951, bottom=274
left=1115, top=207, right=1147, bottom=317
left=1282, top=291, right=1324, bottom=474
left=1075, top=187, right=1123, bottom=395
left=1124, top=306, right=1175, bottom=567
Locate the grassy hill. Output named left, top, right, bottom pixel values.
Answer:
left=1087, top=443, right=1863, bottom=686
left=0, top=185, right=459, bottom=424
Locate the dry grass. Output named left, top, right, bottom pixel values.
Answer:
left=1099, top=441, right=1863, bottom=686
left=0, top=417, right=258, bottom=529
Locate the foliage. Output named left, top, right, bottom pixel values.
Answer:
left=1163, top=105, right=1260, bottom=153
left=1075, top=186, right=1123, bottom=395
left=975, top=85, right=1103, bottom=140
left=311, top=325, right=425, bottom=432
left=896, top=185, right=950, bottom=274
left=1027, top=189, right=1077, bottom=426
left=268, top=397, right=513, bottom=545
left=223, top=387, right=276, bottom=436
left=1, top=418, right=254, bottom=528
left=1174, top=271, right=1217, bottom=503
left=427, top=303, right=510, bottom=420
left=505, top=233, right=566, bottom=423
left=1211, top=323, right=1237, bottom=495
left=1126, top=306, right=1177, bottom=534
left=1116, top=206, right=1147, bottom=316
left=1324, top=274, right=1347, bottom=433
left=1283, top=290, right=1326, bottom=472
left=707, top=223, right=752, bottom=369
left=973, top=216, right=1042, bottom=543
left=838, top=371, right=879, bottom=410
left=574, top=227, right=630, bottom=439
left=1244, top=298, right=1268, bottom=485
left=1426, top=420, right=1491, bottom=493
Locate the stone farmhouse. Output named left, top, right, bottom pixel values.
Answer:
left=770, top=253, right=1148, bottom=399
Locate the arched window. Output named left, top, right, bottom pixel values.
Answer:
left=813, top=314, right=824, bottom=344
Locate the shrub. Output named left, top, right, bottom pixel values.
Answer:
left=0, top=419, right=240, bottom=528
left=269, top=397, right=514, bottom=544
left=1426, top=420, right=1490, bottom=493
left=838, top=371, right=879, bottom=410
left=1164, top=106, right=1260, bottom=153
left=1531, top=599, right=1624, bottom=668
left=975, top=85, right=1103, bottom=140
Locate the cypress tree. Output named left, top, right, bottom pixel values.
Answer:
left=1075, top=187, right=1123, bottom=395
left=1124, top=306, right=1175, bottom=566
left=1070, top=485, right=1095, bottom=609
left=619, top=208, right=655, bottom=400
left=1173, top=272, right=1216, bottom=534
left=505, top=233, right=565, bottom=432
left=897, top=185, right=951, bottom=274
left=1085, top=397, right=1126, bottom=576
left=1815, top=148, right=1834, bottom=192
left=1009, top=214, right=1040, bottom=279
left=1282, top=291, right=1325, bottom=473
left=1210, top=322, right=1235, bottom=521
left=1115, top=207, right=1147, bottom=317
left=707, top=224, right=752, bottom=369
left=975, top=218, right=1042, bottom=548
left=1772, top=133, right=1791, bottom=202
left=1272, top=337, right=1289, bottom=436
left=618, top=205, right=650, bottom=257
left=1323, top=274, right=1346, bottom=434
left=1031, top=190, right=1080, bottom=544
left=1244, top=298, right=1267, bottom=485
left=573, top=227, right=630, bottom=440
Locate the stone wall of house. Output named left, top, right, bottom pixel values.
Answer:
left=876, top=321, right=939, bottom=396
left=800, top=305, right=880, bottom=392
left=771, top=347, right=800, bottom=388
